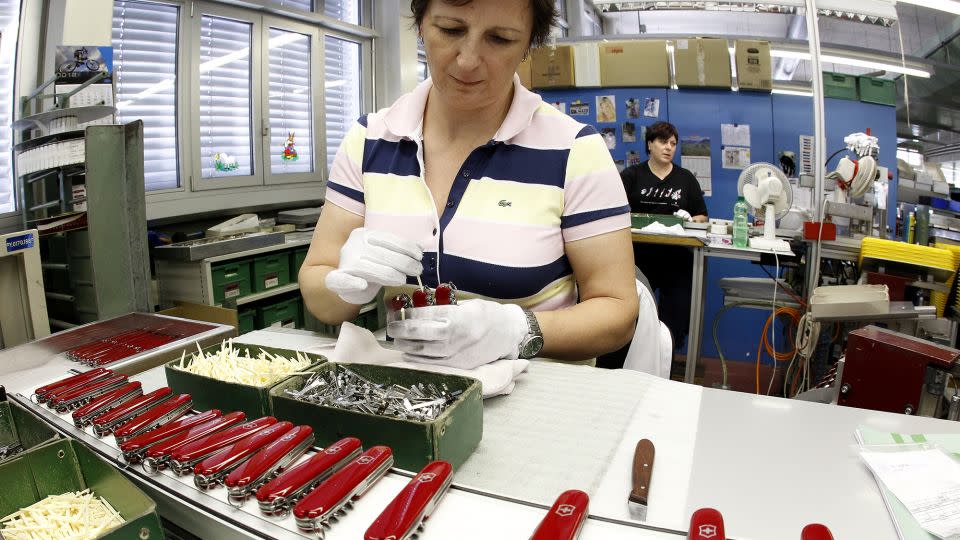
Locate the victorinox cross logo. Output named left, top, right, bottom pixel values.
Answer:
left=417, top=473, right=437, bottom=483
left=555, top=504, right=577, bottom=517
left=357, top=455, right=374, bottom=465
left=698, top=524, right=718, bottom=538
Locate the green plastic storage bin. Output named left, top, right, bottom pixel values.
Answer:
left=238, top=309, right=256, bottom=335
left=211, top=261, right=251, bottom=304
left=858, top=76, right=895, bottom=106
left=0, top=399, right=60, bottom=464
left=823, top=72, right=858, bottom=100
left=291, top=248, right=308, bottom=283
left=252, top=253, right=291, bottom=292
left=258, top=297, right=301, bottom=329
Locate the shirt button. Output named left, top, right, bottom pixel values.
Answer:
left=432, top=228, right=438, bottom=236
left=462, top=170, right=471, bottom=177
left=446, top=201, right=455, bottom=208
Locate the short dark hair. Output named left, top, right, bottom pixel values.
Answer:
left=410, top=0, right=558, bottom=49
left=645, top=121, right=679, bottom=147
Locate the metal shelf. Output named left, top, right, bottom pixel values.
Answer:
left=11, top=105, right=115, bottom=130
left=227, top=282, right=301, bottom=307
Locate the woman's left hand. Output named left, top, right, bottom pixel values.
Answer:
left=387, top=299, right=528, bottom=370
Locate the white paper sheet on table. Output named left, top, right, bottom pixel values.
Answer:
left=860, top=445, right=960, bottom=539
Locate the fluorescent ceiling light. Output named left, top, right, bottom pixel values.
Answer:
left=769, top=47, right=931, bottom=77
left=771, top=87, right=812, bottom=96
left=896, top=0, right=960, bottom=15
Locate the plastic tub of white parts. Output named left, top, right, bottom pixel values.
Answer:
left=165, top=340, right=326, bottom=419
left=0, top=439, right=163, bottom=540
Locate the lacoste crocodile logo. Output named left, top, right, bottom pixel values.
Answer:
left=498, top=200, right=512, bottom=207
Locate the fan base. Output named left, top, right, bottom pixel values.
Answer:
left=748, top=236, right=791, bottom=252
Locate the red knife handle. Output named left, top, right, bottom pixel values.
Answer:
left=113, top=394, right=193, bottom=442
left=226, top=425, right=314, bottom=492
left=71, top=382, right=142, bottom=427
left=193, top=421, right=294, bottom=488
left=35, top=368, right=112, bottom=401
left=256, top=437, right=363, bottom=514
left=48, top=374, right=129, bottom=412
left=143, top=412, right=246, bottom=471
left=365, top=460, right=453, bottom=540
left=529, top=490, right=590, bottom=540
left=293, top=446, right=393, bottom=527
left=801, top=524, right=834, bottom=540
left=120, top=410, right=221, bottom=460
left=92, top=387, right=173, bottom=436
left=688, top=508, right=726, bottom=540
left=169, top=416, right=277, bottom=473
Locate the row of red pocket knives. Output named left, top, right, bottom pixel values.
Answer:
left=34, top=370, right=452, bottom=539
left=65, top=329, right=177, bottom=366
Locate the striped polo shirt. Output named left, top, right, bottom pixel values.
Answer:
left=325, top=75, right=630, bottom=311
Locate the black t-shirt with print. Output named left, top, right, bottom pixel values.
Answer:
left=620, top=161, right=708, bottom=217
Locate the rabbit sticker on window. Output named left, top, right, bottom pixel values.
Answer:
left=282, top=132, right=299, bottom=161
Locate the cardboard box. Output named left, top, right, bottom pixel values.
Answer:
left=531, top=45, right=576, bottom=88
left=735, top=39, right=772, bottom=92
left=159, top=302, right=240, bottom=336
left=517, top=55, right=533, bottom=88
left=271, top=364, right=483, bottom=471
left=573, top=42, right=601, bottom=87
left=599, top=40, right=669, bottom=87
left=674, top=38, right=731, bottom=89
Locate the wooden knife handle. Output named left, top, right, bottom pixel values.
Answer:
left=630, top=439, right=655, bottom=505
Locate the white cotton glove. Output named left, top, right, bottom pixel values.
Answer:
left=673, top=209, right=692, bottom=221
left=325, top=228, right=423, bottom=305
left=387, top=299, right=529, bottom=370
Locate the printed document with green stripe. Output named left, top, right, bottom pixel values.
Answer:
left=856, top=427, right=960, bottom=540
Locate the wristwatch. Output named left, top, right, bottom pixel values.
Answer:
left=518, top=310, right=544, bottom=359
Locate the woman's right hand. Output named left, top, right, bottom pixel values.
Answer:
left=324, top=228, right=423, bottom=305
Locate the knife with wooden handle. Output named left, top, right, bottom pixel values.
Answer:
left=628, top=439, right=655, bottom=521
left=530, top=489, right=589, bottom=540
left=801, top=524, right=834, bottom=540
left=688, top=508, right=726, bottom=540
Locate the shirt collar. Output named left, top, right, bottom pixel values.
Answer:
left=381, top=74, right=542, bottom=143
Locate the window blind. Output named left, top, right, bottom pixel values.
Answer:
left=113, top=0, right=180, bottom=192
left=0, top=0, right=22, bottom=213
left=199, top=15, right=254, bottom=179
left=324, top=36, right=361, bottom=173
left=324, top=0, right=360, bottom=26
left=270, top=0, right=313, bottom=11
left=268, top=28, right=313, bottom=175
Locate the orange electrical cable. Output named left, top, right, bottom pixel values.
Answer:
left=756, top=306, right=802, bottom=394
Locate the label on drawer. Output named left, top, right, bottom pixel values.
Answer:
left=265, top=273, right=279, bottom=288
left=225, top=284, right=240, bottom=298
left=270, top=318, right=296, bottom=329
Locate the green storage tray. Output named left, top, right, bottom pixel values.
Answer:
left=0, top=399, right=60, bottom=463
left=823, top=71, right=858, bottom=100
left=270, top=363, right=483, bottom=472
left=291, top=248, right=308, bottom=283
left=631, top=213, right=684, bottom=229
left=0, top=439, right=164, bottom=539
left=165, top=343, right=325, bottom=419
left=858, top=76, right=895, bottom=106
left=211, top=261, right=251, bottom=304
left=237, top=309, right=255, bottom=335
left=252, top=253, right=291, bottom=292
left=258, top=297, right=301, bottom=329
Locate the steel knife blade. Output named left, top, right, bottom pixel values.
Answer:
left=530, top=489, right=590, bottom=540
left=364, top=460, right=453, bottom=540
left=628, top=438, right=655, bottom=521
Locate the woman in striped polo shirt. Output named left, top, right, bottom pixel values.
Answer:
left=300, top=0, right=640, bottom=369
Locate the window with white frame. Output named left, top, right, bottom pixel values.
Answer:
left=270, top=0, right=313, bottom=11
left=325, top=0, right=360, bottom=26
left=113, top=0, right=180, bottom=192
left=0, top=0, right=22, bottom=213
left=199, top=15, right=255, bottom=179
left=268, top=27, right=314, bottom=175
left=324, top=36, right=362, bottom=172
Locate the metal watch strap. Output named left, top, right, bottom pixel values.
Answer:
left=519, top=310, right=544, bottom=359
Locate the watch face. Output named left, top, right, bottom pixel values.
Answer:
left=521, top=336, right=544, bottom=358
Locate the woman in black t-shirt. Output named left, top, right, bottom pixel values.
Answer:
left=612, top=122, right=707, bottom=365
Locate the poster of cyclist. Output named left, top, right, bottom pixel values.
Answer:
left=55, top=45, right=112, bottom=84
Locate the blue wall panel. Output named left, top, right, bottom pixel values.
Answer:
left=537, top=87, right=897, bottom=363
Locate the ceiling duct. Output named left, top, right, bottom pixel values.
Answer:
left=593, top=0, right=898, bottom=26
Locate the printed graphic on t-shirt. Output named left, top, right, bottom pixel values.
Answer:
left=640, top=186, right=684, bottom=202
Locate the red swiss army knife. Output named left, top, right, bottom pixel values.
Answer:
left=530, top=489, right=590, bottom=540
left=91, top=387, right=173, bottom=437
left=168, top=416, right=277, bottom=476
left=142, top=411, right=246, bottom=473
left=365, top=460, right=453, bottom=540
left=119, top=409, right=221, bottom=464
left=224, top=425, right=315, bottom=502
left=113, top=393, right=193, bottom=443
left=255, top=437, right=363, bottom=515
left=193, top=421, right=294, bottom=489
left=71, top=381, right=142, bottom=428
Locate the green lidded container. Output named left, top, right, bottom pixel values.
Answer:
left=631, top=212, right=684, bottom=229
left=0, top=398, right=60, bottom=463
left=291, top=248, right=308, bottom=283
left=823, top=71, right=858, bottom=100
left=252, top=253, right=291, bottom=292
left=237, top=309, right=256, bottom=334
left=258, top=296, right=302, bottom=329
left=211, top=260, right=251, bottom=304
left=0, top=439, right=164, bottom=539
left=858, top=76, right=895, bottom=106
left=270, top=363, right=483, bottom=472
left=165, top=343, right=326, bottom=419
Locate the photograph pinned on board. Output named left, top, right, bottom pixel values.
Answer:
left=722, top=146, right=751, bottom=169
left=627, top=150, right=642, bottom=167
left=615, top=159, right=626, bottom=172
left=570, top=100, right=590, bottom=117
left=597, top=95, right=617, bottom=123
left=643, top=97, right=660, bottom=118
left=622, top=122, right=637, bottom=143
left=548, top=101, right=567, bottom=114
left=600, top=128, right=617, bottom=150
left=626, top=98, right=641, bottom=119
